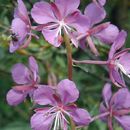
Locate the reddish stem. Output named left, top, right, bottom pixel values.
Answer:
left=73, top=59, right=108, bottom=65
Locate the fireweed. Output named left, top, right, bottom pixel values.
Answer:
left=6, top=0, right=130, bottom=130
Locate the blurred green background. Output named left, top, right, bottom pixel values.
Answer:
left=0, top=0, right=130, bottom=130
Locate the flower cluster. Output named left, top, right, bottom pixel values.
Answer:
left=6, top=0, right=130, bottom=130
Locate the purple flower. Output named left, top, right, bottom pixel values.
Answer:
left=31, top=0, right=89, bottom=48
left=100, top=83, right=130, bottom=130
left=6, top=56, right=40, bottom=106
left=31, top=79, right=91, bottom=130
left=10, top=0, right=32, bottom=53
left=78, top=2, right=119, bottom=55
left=108, top=30, right=130, bottom=87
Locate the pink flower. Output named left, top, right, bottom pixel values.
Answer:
left=31, top=79, right=91, bottom=130
left=77, top=2, right=119, bottom=55
left=6, top=56, right=40, bottom=106
left=10, top=0, right=33, bottom=53
left=100, top=83, right=130, bottom=130
left=108, top=30, right=129, bottom=87
left=31, top=0, right=88, bottom=48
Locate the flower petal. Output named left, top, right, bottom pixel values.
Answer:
left=94, top=24, right=119, bottom=44
left=14, top=0, right=29, bottom=20
left=11, top=18, right=28, bottom=38
left=29, top=56, right=39, bottom=81
left=69, top=108, right=91, bottom=126
left=109, top=30, right=127, bottom=59
left=57, top=79, right=79, bottom=105
left=42, top=28, right=61, bottom=47
left=31, top=2, right=57, bottom=24
left=65, top=11, right=90, bottom=33
left=55, top=0, right=80, bottom=17
left=6, top=89, right=26, bottom=106
left=31, top=110, right=54, bottom=130
left=33, top=86, right=56, bottom=106
left=115, top=116, right=130, bottom=130
left=98, top=0, right=106, bottom=6
left=119, top=53, right=130, bottom=75
left=11, top=63, right=30, bottom=84
left=110, top=68, right=126, bottom=87
left=102, top=83, right=112, bottom=107
left=111, top=88, right=128, bottom=109
left=84, top=2, right=106, bottom=26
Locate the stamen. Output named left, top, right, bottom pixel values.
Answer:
left=116, top=60, right=130, bottom=78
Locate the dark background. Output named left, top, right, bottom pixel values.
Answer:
left=0, top=0, right=130, bottom=130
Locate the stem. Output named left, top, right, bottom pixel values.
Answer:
left=91, top=112, right=110, bottom=122
left=108, top=117, right=113, bottom=130
left=64, top=32, right=73, bottom=80
left=73, top=59, right=108, bottom=65
left=70, top=118, right=76, bottom=130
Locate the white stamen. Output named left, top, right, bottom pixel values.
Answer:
left=116, top=60, right=130, bottom=78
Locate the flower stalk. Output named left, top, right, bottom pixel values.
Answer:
left=64, top=31, right=73, bottom=80
left=91, top=112, right=110, bottom=122
left=73, top=59, right=108, bottom=65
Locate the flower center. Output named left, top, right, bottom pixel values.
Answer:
left=46, top=106, right=70, bottom=130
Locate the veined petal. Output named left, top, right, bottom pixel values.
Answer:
left=84, top=2, right=106, bottom=26
left=6, top=89, right=27, bottom=106
left=65, top=11, right=90, bottom=33
left=69, top=108, right=91, bottom=126
left=31, top=2, right=57, bottom=24
left=55, top=0, right=80, bottom=17
left=33, top=86, right=56, bottom=106
left=109, top=30, right=127, bottom=59
left=57, top=79, right=79, bottom=105
left=31, top=110, right=54, bottom=130
left=111, top=88, right=128, bottom=109
left=115, top=116, right=130, bottom=130
left=42, top=28, right=62, bottom=47
left=102, top=83, right=112, bottom=107
left=12, top=63, right=30, bottom=84
left=94, top=24, right=119, bottom=44
left=14, top=0, right=29, bottom=21
left=11, top=18, right=28, bottom=38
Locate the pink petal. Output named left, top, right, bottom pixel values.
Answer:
left=14, top=0, right=29, bottom=21
left=110, top=68, right=126, bottom=87
left=57, top=79, right=79, bottom=105
left=42, top=28, right=61, bottom=47
left=115, top=116, right=130, bottom=130
left=11, top=18, right=28, bottom=38
left=33, top=86, right=56, bottom=106
left=65, top=11, right=90, bottom=33
left=102, top=83, right=112, bottom=107
left=84, top=2, right=106, bottom=26
left=111, top=88, right=128, bottom=109
left=6, top=89, right=26, bottom=106
left=31, top=2, right=57, bottom=24
left=31, top=110, right=54, bottom=130
left=109, top=30, right=127, bottom=59
left=94, top=24, right=119, bottom=44
left=55, top=0, right=80, bottom=17
left=119, top=53, right=130, bottom=74
left=12, top=63, right=30, bottom=84
left=69, top=108, right=91, bottom=126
